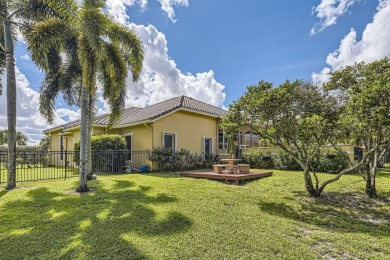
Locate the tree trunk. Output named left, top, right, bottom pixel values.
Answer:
left=87, top=100, right=93, bottom=180
left=76, top=85, right=90, bottom=192
left=303, top=168, right=320, bottom=197
left=365, top=168, right=377, bottom=198
left=4, top=20, right=16, bottom=190
left=365, top=148, right=379, bottom=198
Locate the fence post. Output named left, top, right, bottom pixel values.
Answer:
left=65, top=150, right=68, bottom=179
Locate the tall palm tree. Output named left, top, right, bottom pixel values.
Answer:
left=0, top=0, right=59, bottom=189
left=26, top=0, right=144, bottom=192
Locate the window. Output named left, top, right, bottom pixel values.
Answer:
left=125, top=135, right=132, bottom=160
left=218, top=132, right=227, bottom=149
left=163, top=133, right=176, bottom=151
left=204, top=137, right=213, bottom=154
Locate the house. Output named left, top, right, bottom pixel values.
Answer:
left=44, top=96, right=238, bottom=161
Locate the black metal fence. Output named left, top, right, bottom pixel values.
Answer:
left=380, top=148, right=390, bottom=171
left=90, top=150, right=148, bottom=174
left=0, top=150, right=79, bottom=184
left=0, top=150, right=149, bottom=184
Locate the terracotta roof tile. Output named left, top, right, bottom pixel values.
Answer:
left=44, top=96, right=227, bottom=132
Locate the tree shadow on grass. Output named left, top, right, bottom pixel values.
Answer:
left=258, top=191, right=390, bottom=238
left=0, top=189, right=9, bottom=199
left=0, top=180, right=192, bottom=259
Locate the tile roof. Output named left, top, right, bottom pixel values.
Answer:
left=44, top=96, right=228, bottom=133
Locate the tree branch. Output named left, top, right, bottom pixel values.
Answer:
left=318, top=147, right=376, bottom=194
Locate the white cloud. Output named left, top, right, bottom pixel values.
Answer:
left=123, top=23, right=225, bottom=108
left=106, top=0, right=147, bottom=25
left=0, top=67, right=66, bottom=145
left=312, top=0, right=390, bottom=82
left=1, top=0, right=225, bottom=144
left=55, top=108, right=81, bottom=122
left=157, top=0, right=188, bottom=23
left=106, top=0, right=187, bottom=24
left=20, top=54, right=31, bottom=61
left=311, top=0, right=358, bottom=35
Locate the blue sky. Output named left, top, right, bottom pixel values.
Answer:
left=1, top=0, right=389, bottom=143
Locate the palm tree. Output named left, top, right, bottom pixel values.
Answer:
left=26, top=0, right=144, bottom=192
left=0, top=0, right=59, bottom=189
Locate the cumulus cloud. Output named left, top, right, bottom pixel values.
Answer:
left=311, top=0, right=358, bottom=35
left=312, top=0, right=390, bottom=82
left=123, top=23, right=225, bottom=108
left=106, top=0, right=147, bottom=25
left=157, top=0, right=188, bottom=22
left=0, top=67, right=66, bottom=144
left=0, top=0, right=225, bottom=143
left=106, top=0, right=188, bottom=24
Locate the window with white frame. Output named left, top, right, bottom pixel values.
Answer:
left=163, top=133, right=176, bottom=151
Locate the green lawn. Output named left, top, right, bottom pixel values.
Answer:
left=1, top=170, right=389, bottom=259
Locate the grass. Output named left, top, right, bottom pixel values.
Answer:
left=0, top=170, right=390, bottom=259
left=0, top=166, right=78, bottom=184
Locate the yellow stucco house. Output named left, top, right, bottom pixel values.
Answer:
left=44, top=96, right=234, bottom=160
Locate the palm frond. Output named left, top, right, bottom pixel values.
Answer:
left=106, top=22, right=144, bottom=82
left=10, top=0, right=78, bottom=24
left=39, top=73, right=61, bottom=123
left=82, top=0, right=105, bottom=9
left=106, top=86, right=127, bottom=128
left=60, top=54, right=82, bottom=106
left=0, top=5, right=5, bottom=95
left=78, top=37, right=98, bottom=94
left=25, top=17, right=70, bottom=71
left=0, top=0, right=6, bottom=20
left=100, top=42, right=127, bottom=100
left=79, top=8, right=108, bottom=52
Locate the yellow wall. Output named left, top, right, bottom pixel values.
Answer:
left=153, top=110, right=218, bottom=155
left=113, top=124, right=153, bottom=151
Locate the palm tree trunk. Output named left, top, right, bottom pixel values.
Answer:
left=76, top=85, right=90, bottom=192
left=4, top=20, right=16, bottom=190
left=87, top=100, right=93, bottom=180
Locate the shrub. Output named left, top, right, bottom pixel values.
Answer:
left=240, top=149, right=274, bottom=169
left=314, top=149, right=350, bottom=174
left=73, top=135, right=128, bottom=173
left=273, top=149, right=349, bottom=173
left=273, top=151, right=302, bottom=171
left=147, top=147, right=220, bottom=172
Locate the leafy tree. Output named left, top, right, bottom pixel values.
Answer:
left=39, top=135, right=50, bottom=151
left=0, top=129, right=28, bottom=145
left=224, top=80, right=373, bottom=197
left=26, top=0, right=144, bottom=192
left=0, top=0, right=58, bottom=189
left=325, top=58, right=390, bottom=198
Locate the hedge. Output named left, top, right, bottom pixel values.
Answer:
left=147, top=147, right=220, bottom=172
left=73, top=135, right=128, bottom=173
